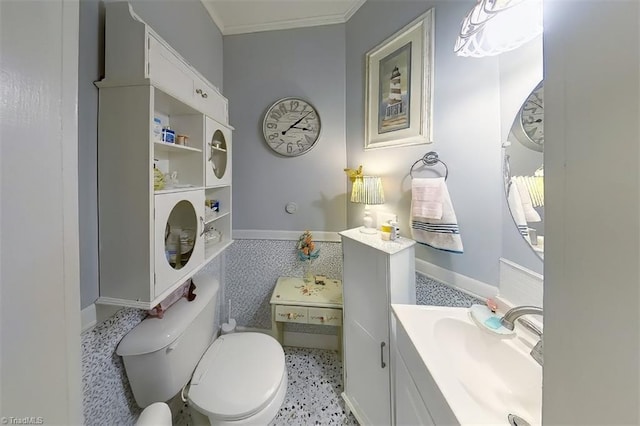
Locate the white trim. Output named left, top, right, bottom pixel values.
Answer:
left=222, top=14, right=345, bottom=36
left=81, top=304, right=97, bottom=333
left=343, top=0, right=367, bottom=21
left=202, top=0, right=366, bottom=36
left=415, top=258, right=498, bottom=300
left=97, top=296, right=150, bottom=310
left=199, top=0, right=225, bottom=34
left=61, top=0, right=83, bottom=421
left=235, top=326, right=339, bottom=351
left=499, top=258, right=544, bottom=308
left=233, top=229, right=341, bottom=242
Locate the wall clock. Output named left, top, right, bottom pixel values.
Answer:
left=513, top=81, right=544, bottom=152
left=262, top=97, right=321, bottom=157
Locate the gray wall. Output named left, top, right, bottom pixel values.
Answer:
left=543, top=0, right=640, bottom=423
left=224, top=25, right=347, bottom=232
left=78, top=0, right=223, bottom=308
left=346, top=0, right=503, bottom=286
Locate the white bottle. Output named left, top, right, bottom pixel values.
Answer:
left=390, top=217, right=399, bottom=240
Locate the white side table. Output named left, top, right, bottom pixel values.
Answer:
left=269, top=276, right=343, bottom=353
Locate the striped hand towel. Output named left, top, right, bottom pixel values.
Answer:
left=411, top=178, right=463, bottom=253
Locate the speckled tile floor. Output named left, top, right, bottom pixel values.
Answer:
left=174, top=347, right=358, bottom=425
left=269, top=347, right=358, bottom=425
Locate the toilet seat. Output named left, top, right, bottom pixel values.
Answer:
left=188, top=332, right=286, bottom=421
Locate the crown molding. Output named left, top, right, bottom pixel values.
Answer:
left=222, top=13, right=346, bottom=36
left=344, top=0, right=367, bottom=21
left=200, top=0, right=226, bottom=34
left=201, top=0, right=366, bottom=36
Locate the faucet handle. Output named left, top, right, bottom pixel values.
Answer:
left=517, top=318, right=542, bottom=337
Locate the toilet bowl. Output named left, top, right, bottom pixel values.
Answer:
left=116, top=275, right=287, bottom=425
left=188, top=333, right=287, bottom=425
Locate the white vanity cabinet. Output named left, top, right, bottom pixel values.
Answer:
left=394, top=345, right=435, bottom=426
left=97, top=2, right=232, bottom=309
left=339, top=228, right=416, bottom=425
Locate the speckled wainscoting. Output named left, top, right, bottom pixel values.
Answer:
left=81, top=257, right=223, bottom=426
left=81, top=307, right=146, bottom=425
left=415, top=273, right=483, bottom=307
left=225, top=239, right=342, bottom=334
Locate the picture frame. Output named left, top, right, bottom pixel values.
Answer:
left=364, top=9, right=434, bottom=150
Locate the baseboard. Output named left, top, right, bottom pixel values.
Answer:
left=232, top=229, right=341, bottom=242
left=81, top=303, right=126, bottom=333
left=81, top=304, right=97, bottom=333
left=235, top=326, right=339, bottom=351
left=499, top=258, right=543, bottom=308
left=415, top=258, right=498, bottom=300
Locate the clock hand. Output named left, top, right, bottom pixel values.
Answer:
left=282, top=111, right=312, bottom=135
left=291, top=125, right=312, bottom=131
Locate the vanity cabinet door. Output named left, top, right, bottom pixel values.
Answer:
left=394, top=346, right=436, bottom=426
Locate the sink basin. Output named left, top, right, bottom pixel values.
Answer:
left=392, top=305, right=542, bottom=425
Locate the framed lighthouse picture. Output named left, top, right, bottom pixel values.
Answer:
left=364, top=9, right=434, bottom=150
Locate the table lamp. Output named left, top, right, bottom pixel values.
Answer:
left=350, top=175, right=385, bottom=234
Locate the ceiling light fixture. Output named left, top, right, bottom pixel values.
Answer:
left=454, top=0, right=543, bottom=58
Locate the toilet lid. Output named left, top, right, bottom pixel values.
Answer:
left=188, top=332, right=285, bottom=421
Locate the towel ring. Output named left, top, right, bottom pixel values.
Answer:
left=409, top=151, right=449, bottom=180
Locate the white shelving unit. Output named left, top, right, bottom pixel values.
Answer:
left=96, top=2, right=233, bottom=309
left=339, top=228, right=416, bottom=425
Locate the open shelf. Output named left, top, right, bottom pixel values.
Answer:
left=154, top=141, right=202, bottom=154
left=204, top=210, right=230, bottom=225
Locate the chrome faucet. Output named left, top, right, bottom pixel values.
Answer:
left=500, top=306, right=543, bottom=330
left=500, top=306, right=544, bottom=366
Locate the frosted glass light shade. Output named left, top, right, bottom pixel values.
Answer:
left=454, top=0, right=543, bottom=58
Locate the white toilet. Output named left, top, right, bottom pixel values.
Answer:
left=117, top=276, right=287, bottom=425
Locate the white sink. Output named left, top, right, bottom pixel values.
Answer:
left=392, top=305, right=542, bottom=425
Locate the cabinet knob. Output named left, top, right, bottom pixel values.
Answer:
left=287, top=313, right=292, bottom=319
left=320, top=316, right=325, bottom=321
left=195, top=88, right=203, bottom=95
left=202, top=92, right=208, bottom=99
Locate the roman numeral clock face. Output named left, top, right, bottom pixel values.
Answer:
left=262, top=98, right=321, bottom=157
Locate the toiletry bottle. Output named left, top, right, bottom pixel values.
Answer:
left=390, top=217, right=399, bottom=240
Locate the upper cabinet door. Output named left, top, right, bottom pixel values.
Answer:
left=154, top=190, right=205, bottom=297
left=205, top=117, right=232, bottom=187
left=148, top=34, right=194, bottom=107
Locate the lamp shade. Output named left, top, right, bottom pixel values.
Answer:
left=454, top=0, right=542, bottom=58
left=351, top=176, right=385, bottom=205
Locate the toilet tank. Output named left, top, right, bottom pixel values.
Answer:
left=116, top=273, right=220, bottom=408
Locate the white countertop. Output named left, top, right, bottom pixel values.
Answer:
left=339, top=227, right=415, bottom=255
left=392, top=304, right=542, bottom=426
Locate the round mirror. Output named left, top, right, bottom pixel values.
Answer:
left=504, top=80, right=544, bottom=258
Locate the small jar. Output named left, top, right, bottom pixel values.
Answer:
left=162, top=126, right=176, bottom=143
